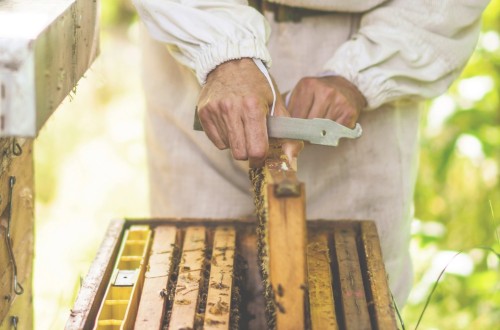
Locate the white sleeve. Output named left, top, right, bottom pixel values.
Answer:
left=323, top=0, right=491, bottom=110
left=133, top=0, right=271, bottom=84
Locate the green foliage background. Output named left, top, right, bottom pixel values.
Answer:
left=402, top=1, right=500, bottom=328
left=34, top=0, right=499, bottom=329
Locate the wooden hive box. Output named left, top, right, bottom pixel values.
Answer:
left=67, top=143, right=397, bottom=330
left=66, top=218, right=398, bottom=330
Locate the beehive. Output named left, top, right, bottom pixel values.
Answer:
left=66, top=218, right=397, bottom=330
left=67, top=144, right=397, bottom=330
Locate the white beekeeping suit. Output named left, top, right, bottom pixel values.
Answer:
left=133, top=0, right=490, bottom=306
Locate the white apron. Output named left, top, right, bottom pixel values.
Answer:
left=139, top=11, right=421, bottom=306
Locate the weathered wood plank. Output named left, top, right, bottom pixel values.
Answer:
left=0, top=233, right=33, bottom=330
left=169, top=226, right=206, bottom=330
left=0, top=0, right=99, bottom=137
left=0, top=140, right=33, bottom=328
left=332, top=225, right=371, bottom=330
left=265, top=143, right=307, bottom=330
left=65, top=219, right=126, bottom=330
left=0, top=139, right=31, bottom=222
left=204, top=226, right=236, bottom=329
left=359, top=221, right=397, bottom=329
left=307, top=231, right=338, bottom=330
left=135, top=226, right=178, bottom=330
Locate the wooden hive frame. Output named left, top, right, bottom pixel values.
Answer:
left=249, top=142, right=308, bottom=329
left=94, top=225, right=152, bottom=329
left=306, top=221, right=398, bottom=329
left=249, top=143, right=397, bottom=329
left=66, top=219, right=265, bottom=330
left=66, top=219, right=398, bottom=330
left=66, top=144, right=398, bottom=329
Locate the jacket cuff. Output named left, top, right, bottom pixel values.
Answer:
left=195, top=38, right=272, bottom=84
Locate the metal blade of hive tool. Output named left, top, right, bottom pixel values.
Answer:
left=266, top=116, right=362, bottom=146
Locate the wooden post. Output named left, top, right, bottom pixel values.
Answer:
left=0, top=1, right=99, bottom=326
left=0, top=139, right=34, bottom=330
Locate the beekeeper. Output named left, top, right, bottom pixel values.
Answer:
left=132, top=0, right=490, bottom=306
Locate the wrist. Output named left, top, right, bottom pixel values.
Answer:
left=324, top=75, right=367, bottom=110
left=206, top=58, right=256, bottom=83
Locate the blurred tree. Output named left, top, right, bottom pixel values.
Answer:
left=101, top=0, right=137, bottom=28
left=404, top=1, right=500, bottom=329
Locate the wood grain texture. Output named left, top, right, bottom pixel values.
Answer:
left=307, top=231, right=338, bottom=330
left=0, top=140, right=33, bottom=329
left=0, top=139, right=31, bottom=220
left=135, top=226, right=178, bottom=329
left=332, top=225, right=371, bottom=330
left=203, top=226, right=236, bottom=329
left=65, top=219, right=126, bottom=330
left=0, top=0, right=99, bottom=137
left=65, top=218, right=397, bottom=329
left=169, top=226, right=206, bottom=330
left=359, top=221, right=397, bottom=329
left=264, top=143, right=307, bottom=330
left=0, top=233, right=33, bottom=330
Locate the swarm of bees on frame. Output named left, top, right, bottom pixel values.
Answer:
left=249, top=168, right=277, bottom=330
